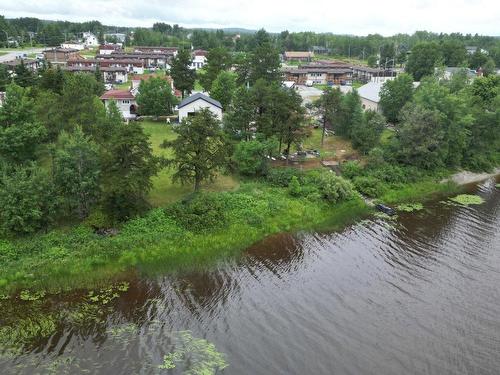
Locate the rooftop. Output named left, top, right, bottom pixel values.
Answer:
left=178, top=93, right=222, bottom=109
left=100, top=90, right=135, bottom=100
left=284, top=51, right=314, bottom=58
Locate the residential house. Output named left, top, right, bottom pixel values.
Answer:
left=134, top=46, right=178, bottom=57
left=44, top=48, right=81, bottom=65
left=441, top=67, right=477, bottom=80
left=67, top=57, right=144, bottom=75
left=98, top=44, right=123, bottom=55
left=65, top=65, right=129, bottom=84
left=100, top=90, right=137, bottom=119
left=312, top=46, right=331, bottom=55
left=283, top=51, right=314, bottom=62
left=357, top=79, right=420, bottom=112
left=351, top=66, right=393, bottom=83
left=178, top=93, right=223, bottom=122
left=61, top=42, right=85, bottom=50
left=83, top=32, right=99, bottom=47
left=104, top=33, right=127, bottom=43
left=96, top=53, right=170, bottom=69
left=466, top=46, right=488, bottom=55
left=2, top=58, right=40, bottom=72
left=190, top=50, right=208, bottom=70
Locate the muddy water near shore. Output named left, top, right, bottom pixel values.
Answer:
left=1, top=177, right=499, bottom=374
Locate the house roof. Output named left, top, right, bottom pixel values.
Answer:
left=193, top=49, right=208, bottom=56
left=357, top=81, right=384, bottom=103
left=131, top=74, right=172, bottom=83
left=100, top=90, right=135, bottom=100
left=285, top=67, right=352, bottom=75
left=178, top=93, right=222, bottom=109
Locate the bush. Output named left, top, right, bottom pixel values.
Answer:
left=288, top=176, right=302, bottom=197
left=234, top=140, right=271, bottom=176
left=266, top=168, right=304, bottom=187
left=317, top=172, right=356, bottom=203
left=165, top=193, right=227, bottom=232
left=353, top=176, right=386, bottom=198
left=341, top=161, right=363, bottom=180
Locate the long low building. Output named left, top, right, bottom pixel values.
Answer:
left=67, top=58, right=144, bottom=74
left=44, top=48, right=82, bottom=65
left=95, top=53, right=171, bottom=69
left=283, top=67, right=353, bottom=86
left=64, top=66, right=129, bottom=84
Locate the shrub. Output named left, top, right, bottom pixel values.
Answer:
left=353, top=176, right=386, bottom=198
left=165, top=193, right=227, bottom=232
left=341, top=161, right=363, bottom=180
left=288, top=176, right=302, bottom=197
left=316, top=172, right=356, bottom=203
left=234, top=140, right=271, bottom=176
left=266, top=168, right=304, bottom=187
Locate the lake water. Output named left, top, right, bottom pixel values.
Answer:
left=1, top=177, right=499, bottom=374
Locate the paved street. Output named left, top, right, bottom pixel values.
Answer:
left=0, top=48, right=45, bottom=62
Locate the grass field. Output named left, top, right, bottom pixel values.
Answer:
left=301, top=128, right=359, bottom=160
left=140, top=121, right=239, bottom=206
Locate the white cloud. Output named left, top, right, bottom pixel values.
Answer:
left=2, top=0, right=499, bottom=35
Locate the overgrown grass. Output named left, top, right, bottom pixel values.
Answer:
left=380, top=180, right=459, bottom=204
left=0, top=183, right=369, bottom=294
left=301, top=128, right=359, bottom=160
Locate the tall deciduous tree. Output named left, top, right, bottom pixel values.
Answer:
left=351, top=110, right=386, bottom=154
left=170, top=49, right=196, bottom=98
left=136, top=77, right=177, bottom=117
left=379, top=73, right=415, bottom=123
left=0, top=84, right=46, bottom=163
left=0, top=163, right=57, bottom=235
left=165, top=108, right=228, bottom=191
left=406, top=42, right=443, bottom=81
left=53, top=127, right=101, bottom=219
left=311, top=87, right=343, bottom=146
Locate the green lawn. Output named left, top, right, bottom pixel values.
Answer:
left=301, top=128, right=359, bottom=160
left=194, top=79, right=204, bottom=91
left=140, top=121, right=239, bottom=206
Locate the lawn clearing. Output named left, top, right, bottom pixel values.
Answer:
left=140, top=120, right=239, bottom=206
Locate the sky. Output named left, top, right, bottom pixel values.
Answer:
left=2, top=0, right=500, bottom=36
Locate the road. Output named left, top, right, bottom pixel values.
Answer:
left=0, top=48, right=45, bottom=63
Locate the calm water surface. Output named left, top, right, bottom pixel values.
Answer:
left=1, top=178, right=499, bottom=374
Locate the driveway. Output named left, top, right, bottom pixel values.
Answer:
left=296, top=85, right=323, bottom=105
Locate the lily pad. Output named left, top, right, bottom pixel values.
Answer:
left=449, top=194, right=485, bottom=206
left=397, top=203, right=424, bottom=212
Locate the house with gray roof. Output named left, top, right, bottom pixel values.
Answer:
left=178, top=93, right=223, bottom=122
left=357, top=79, right=420, bottom=112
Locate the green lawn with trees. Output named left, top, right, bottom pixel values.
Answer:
left=0, top=27, right=499, bottom=296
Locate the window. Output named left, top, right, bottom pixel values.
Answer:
left=122, top=100, right=130, bottom=104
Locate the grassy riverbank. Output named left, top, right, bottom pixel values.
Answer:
left=0, top=184, right=369, bottom=295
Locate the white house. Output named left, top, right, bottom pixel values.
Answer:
left=83, top=32, right=99, bottom=47
left=177, top=93, right=223, bottom=122
left=61, top=42, right=85, bottom=50
left=100, top=89, right=137, bottom=120
left=357, top=79, right=420, bottom=112
left=190, top=50, right=208, bottom=70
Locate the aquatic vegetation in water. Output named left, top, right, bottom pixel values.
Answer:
left=449, top=194, right=485, bottom=206
left=158, top=331, right=228, bottom=374
left=373, top=211, right=398, bottom=220
left=19, top=290, right=46, bottom=301
left=87, top=282, right=129, bottom=305
left=0, top=313, right=57, bottom=351
left=397, top=203, right=424, bottom=212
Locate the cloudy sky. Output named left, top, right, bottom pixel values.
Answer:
left=2, top=0, right=500, bottom=36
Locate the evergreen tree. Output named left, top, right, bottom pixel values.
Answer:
left=199, top=47, right=232, bottom=91
left=170, top=49, right=196, bottom=98
left=101, top=122, right=160, bottom=221
left=223, top=86, right=255, bottom=140
left=13, top=61, right=35, bottom=87
left=210, top=71, right=236, bottom=110
left=249, top=29, right=281, bottom=84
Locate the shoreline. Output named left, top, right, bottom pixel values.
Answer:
left=444, top=168, right=500, bottom=185
left=1, top=170, right=494, bottom=296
